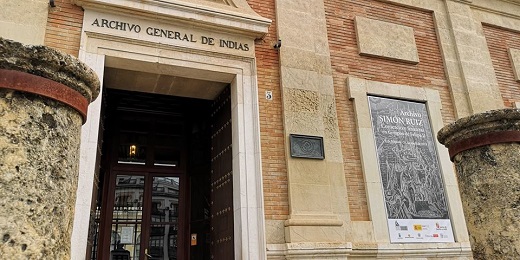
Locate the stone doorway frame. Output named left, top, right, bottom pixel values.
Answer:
left=70, top=30, right=266, bottom=260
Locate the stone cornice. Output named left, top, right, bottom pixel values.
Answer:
left=73, top=0, right=271, bottom=38
left=449, top=0, right=520, bottom=25
left=451, top=0, right=520, bottom=6
left=500, top=0, right=520, bottom=6
left=471, top=0, right=520, bottom=21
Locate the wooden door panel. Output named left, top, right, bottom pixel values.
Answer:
left=95, top=90, right=205, bottom=260
left=210, top=87, right=234, bottom=259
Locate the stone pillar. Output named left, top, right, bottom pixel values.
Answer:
left=0, top=38, right=99, bottom=258
left=275, top=0, right=350, bottom=247
left=444, top=1, right=504, bottom=114
left=438, top=109, right=520, bottom=260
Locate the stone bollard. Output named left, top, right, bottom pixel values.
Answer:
left=438, top=109, right=520, bottom=260
left=0, top=38, right=99, bottom=258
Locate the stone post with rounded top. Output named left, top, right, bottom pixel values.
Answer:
left=0, top=38, right=100, bottom=258
left=438, top=109, right=520, bottom=260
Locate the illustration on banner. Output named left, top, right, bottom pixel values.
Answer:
left=368, top=96, right=454, bottom=243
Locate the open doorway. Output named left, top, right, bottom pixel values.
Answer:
left=75, top=44, right=267, bottom=258
left=88, top=85, right=233, bottom=260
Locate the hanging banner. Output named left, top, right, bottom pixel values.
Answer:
left=368, top=96, right=454, bottom=243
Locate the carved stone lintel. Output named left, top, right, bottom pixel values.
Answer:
left=73, top=0, right=272, bottom=38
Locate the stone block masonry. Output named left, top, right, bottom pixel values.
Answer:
left=0, top=38, right=99, bottom=258
left=0, top=0, right=49, bottom=45
left=355, top=16, right=419, bottom=64
left=510, top=48, right=520, bottom=82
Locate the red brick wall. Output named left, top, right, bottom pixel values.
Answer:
left=45, top=0, right=84, bottom=57
left=247, top=0, right=288, bottom=220
left=324, top=0, right=455, bottom=221
left=483, top=24, right=520, bottom=108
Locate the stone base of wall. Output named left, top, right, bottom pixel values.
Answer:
left=266, top=242, right=473, bottom=259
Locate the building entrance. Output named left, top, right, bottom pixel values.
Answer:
left=107, top=173, right=183, bottom=260
left=90, top=88, right=233, bottom=260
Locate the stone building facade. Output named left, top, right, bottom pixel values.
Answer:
left=2, top=0, right=520, bottom=259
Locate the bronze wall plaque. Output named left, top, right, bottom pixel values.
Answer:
left=289, top=134, right=325, bottom=159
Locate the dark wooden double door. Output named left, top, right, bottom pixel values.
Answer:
left=94, top=89, right=234, bottom=260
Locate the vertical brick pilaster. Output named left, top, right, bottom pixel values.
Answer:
left=247, top=0, right=288, bottom=221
